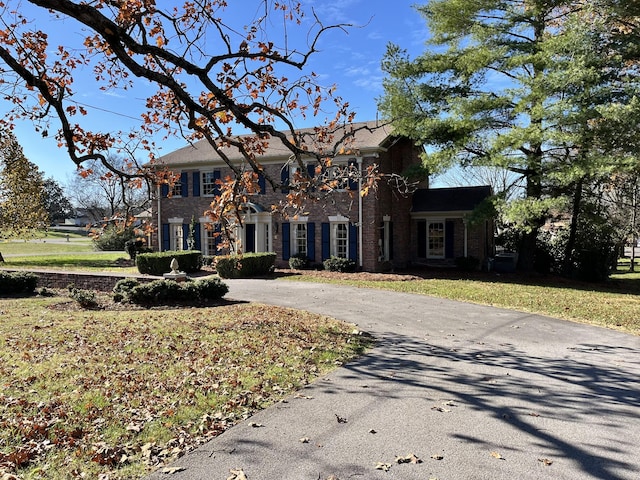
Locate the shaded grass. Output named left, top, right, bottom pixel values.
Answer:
left=0, top=296, right=370, bottom=479
left=283, top=269, right=640, bottom=336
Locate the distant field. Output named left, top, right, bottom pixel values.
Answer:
left=0, top=235, right=133, bottom=272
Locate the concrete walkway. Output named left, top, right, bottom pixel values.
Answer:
left=147, top=279, right=640, bottom=480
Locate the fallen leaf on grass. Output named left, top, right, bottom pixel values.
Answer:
left=538, top=458, right=553, bottom=466
left=396, top=453, right=422, bottom=464
left=161, top=466, right=186, bottom=474
left=375, top=462, right=391, bottom=471
left=227, top=468, right=248, bottom=480
left=490, top=451, right=505, bottom=460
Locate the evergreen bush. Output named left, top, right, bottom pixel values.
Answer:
left=215, top=252, right=276, bottom=278
left=323, top=256, right=356, bottom=273
left=288, top=253, right=309, bottom=270
left=0, top=271, right=38, bottom=295
left=136, top=250, right=202, bottom=275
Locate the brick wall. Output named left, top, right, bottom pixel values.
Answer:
left=1, top=269, right=159, bottom=292
left=153, top=139, right=424, bottom=272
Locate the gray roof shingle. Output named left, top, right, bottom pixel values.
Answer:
left=155, top=120, right=397, bottom=167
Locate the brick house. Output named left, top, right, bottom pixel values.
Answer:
left=151, top=121, right=494, bottom=271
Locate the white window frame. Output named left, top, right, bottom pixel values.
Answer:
left=199, top=218, right=219, bottom=256
left=171, top=180, right=182, bottom=197
left=291, top=216, right=309, bottom=256
left=328, top=215, right=349, bottom=258
left=324, top=157, right=360, bottom=192
left=427, top=220, right=445, bottom=259
left=168, top=217, right=184, bottom=251
left=201, top=170, right=220, bottom=197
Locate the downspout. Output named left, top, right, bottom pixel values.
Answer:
left=157, top=185, right=162, bottom=251
left=358, top=158, right=363, bottom=268
left=463, top=218, right=468, bottom=258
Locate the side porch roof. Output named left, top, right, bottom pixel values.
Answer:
left=411, top=186, right=492, bottom=214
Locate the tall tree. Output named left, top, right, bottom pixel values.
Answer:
left=42, top=177, right=73, bottom=224
left=65, top=155, right=150, bottom=225
left=0, top=1, right=383, bottom=226
left=379, top=0, right=640, bottom=271
left=0, top=129, right=48, bottom=260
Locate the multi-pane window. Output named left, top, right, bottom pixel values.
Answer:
left=293, top=223, right=307, bottom=256
left=204, top=226, right=217, bottom=255
left=171, top=181, right=182, bottom=197
left=428, top=221, right=445, bottom=258
left=202, top=170, right=220, bottom=196
left=334, top=222, right=348, bottom=258
left=171, top=224, right=184, bottom=251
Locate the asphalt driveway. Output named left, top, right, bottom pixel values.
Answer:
left=147, top=278, right=640, bottom=480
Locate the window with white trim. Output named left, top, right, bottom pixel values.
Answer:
left=201, top=225, right=217, bottom=255
left=428, top=221, right=445, bottom=258
left=171, top=180, right=182, bottom=197
left=202, top=170, right=221, bottom=196
left=332, top=222, right=348, bottom=258
left=292, top=222, right=307, bottom=256
left=171, top=223, right=184, bottom=251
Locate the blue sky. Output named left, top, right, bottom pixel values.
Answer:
left=3, top=0, right=429, bottom=184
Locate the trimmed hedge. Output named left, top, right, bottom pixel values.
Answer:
left=215, top=252, right=276, bottom=278
left=136, top=250, right=202, bottom=276
left=113, top=277, right=228, bottom=304
left=0, top=271, right=38, bottom=295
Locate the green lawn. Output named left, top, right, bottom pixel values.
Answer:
left=283, top=268, right=640, bottom=336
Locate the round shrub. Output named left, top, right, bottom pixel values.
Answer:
left=288, top=253, right=309, bottom=270
left=323, top=256, right=356, bottom=273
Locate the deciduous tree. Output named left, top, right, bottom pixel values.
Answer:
left=0, top=0, right=387, bottom=229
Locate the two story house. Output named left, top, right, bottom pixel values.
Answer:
left=152, top=121, right=494, bottom=272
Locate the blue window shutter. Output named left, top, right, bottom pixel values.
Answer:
left=389, top=221, right=394, bottom=260
left=321, top=222, right=330, bottom=260
left=258, top=173, right=266, bottom=194
left=214, top=223, right=222, bottom=251
left=349, top=224, right=358, bottom=261
left=348, top=159, right=358, bottom=191
left=194, top=223, right=201, bottom=251
left=182, top=224, right=189, bottom=250
left=180, top=172, right=188, bottom=197
left=417, top=220, right=426, bottom=258
left=307, top=222, right=315, bottom=262
left=161, top=184, right=169, bottom=198
left=162, top=224, right=170, bottom=251
left=282, top=222, right=290, bottom=261
left=281, top=165, right=289, bottom=193
left=445, top=220, right=455, bottom=259
left=192, top=171, right=200, bottom=197
left=213, top=170, right=221, bottom=197
left=307, top=163, right=315, bottom=178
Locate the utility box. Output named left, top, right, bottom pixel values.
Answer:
left=493, top=252, right=518, bottom=273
